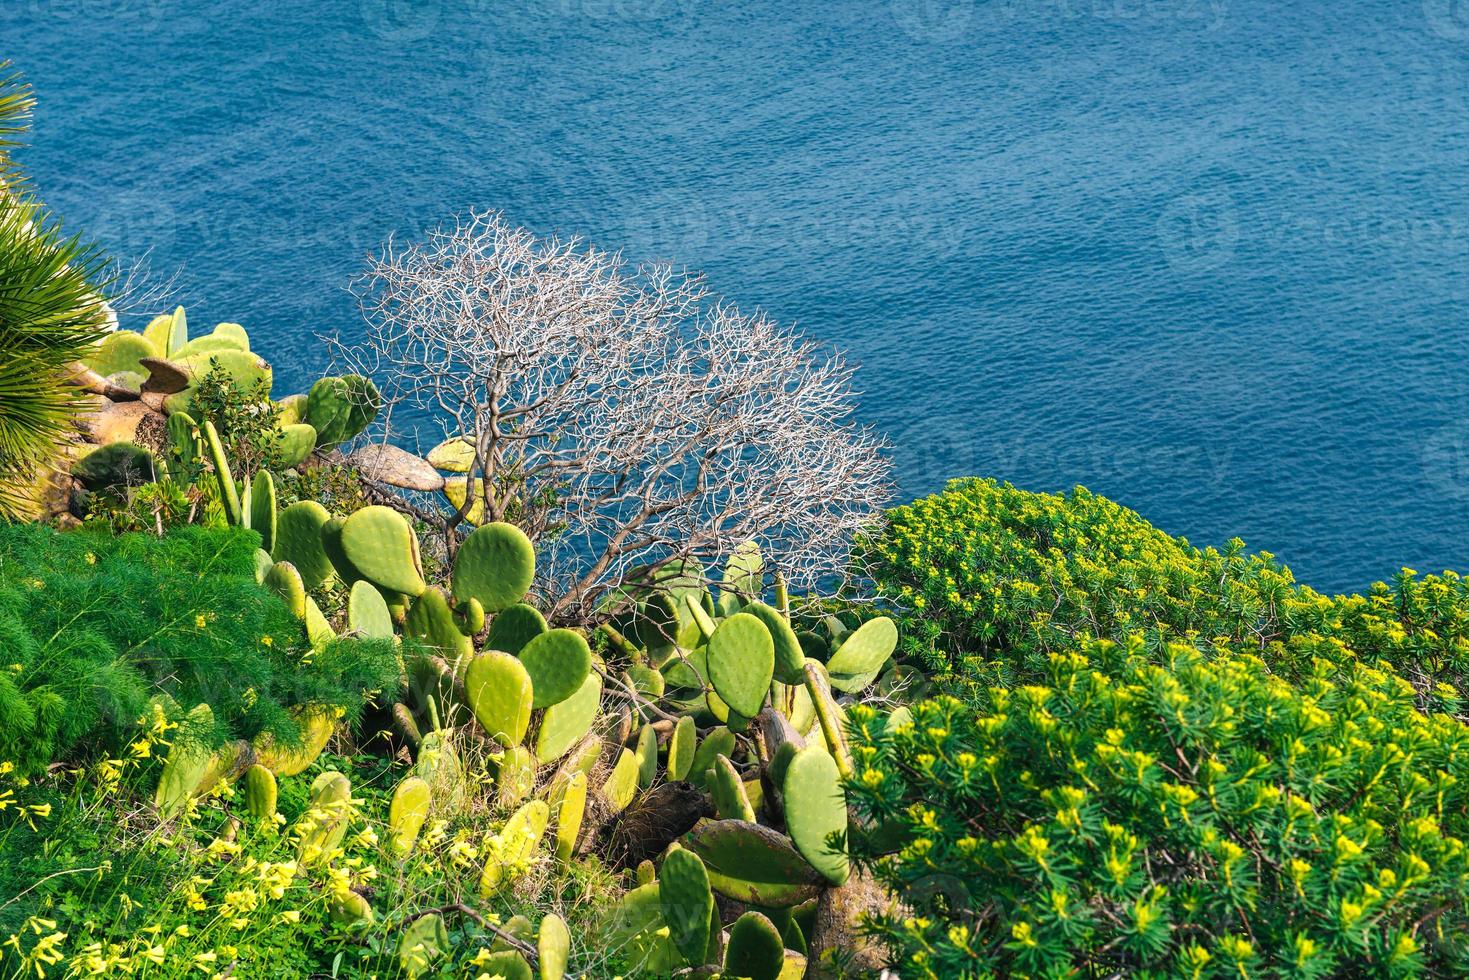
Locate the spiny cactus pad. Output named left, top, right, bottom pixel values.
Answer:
left=85, top=330, right=156, bottom=379
left=347, top=580, right=395, bottom=638
left=154, top=702, right=215, bottom=819
left=263, top=561, right=307, bottom=619
left=319, top=517, right=363, bottom=585
left=518, top=628, right=592, bottom=709
left=253, top=706, right=336, bottom=777
left=405, top=587, right=474, bottom=663
left=825, top=615, right=898, bottom=692
left=783, top=746, right=849, bottom=885
left=248, top=471, right=277, bottom=552
left=660, top=846, right=715, bottom=966
left=634, top=723, right=659, bottom=788
left=554, top=770, right=587, bottom=869
left=484, top=602, right=547, bottom=655
left=243, top=764, right=277, bottom=821
left=340, top=505, right=426, bottom=596
left=398, top=912, right=449, bottom=977
left=277, top=423, right=317, bottom=467
left=389, top=776, right=432, bottom=855
left=451, top=521, right=535, bottom=613
left=725, top=911, right=785, bottom=980
left=600, top=748, right=639, bottom=814
left=306, top=375, right=380, bottom=449
left=708, top=612, right=775, bottom=718
left=709, top=754, right=757, bottom=822
left=668, top=715, right=697, bottom=781
left=687, top=726, right=736, bottom=791
left=538, top=914, right=571, bottom=980
left=495, top=744, right=536, bottom=807
left=273, top=501, right=334, bottom=590
left=536, top=672, right=603, bottom=764
left=745, top=601, right=805, bottom=686
left=479, top=799, right=549, bottom=896
left=463, top=651, right=533, bottom=746
left=681, top=819, right=825, bottom=907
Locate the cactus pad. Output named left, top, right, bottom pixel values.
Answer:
left=681, top=819, right=825, bottom=907
left=463, top=651, right=533, bottom=746
left=687, top=726, right=736, bottom=791
left=306, top=374, right=380, bottom=449
left=536, top=672, right=602, bottom=763
left=554, top=770, right=587, bottom=869
left=479, top=799, right=549, bottom=896
left=600, top=748, right=639, bottom=814
left=709, top=754, right=757, bottom=822
left=745, top=601, right=805, bottom=685
left=347, top=580, right=395, bottom=638
left=451, top=521, right=535, bottom=613
left=277, top=423, right=317, bottom=467
left=708, top=613, right=775, bottom=718
left=242, top=764, right=277, bottom=821
left=484, top=602, right=547, bottom=655
left=273, top=501, right=334, bottom=589
left=783, top=746, right=849, bottom=884
left=247, top=471, right=277, bottom=552
left=725, top=912, right=785, bottom=980
left=154, top=702, right=215, bottom=818
left=389, top=776, right=432, bottom=855
left=825, top=615, right=898, bottom=692
left=339, top=505, right=425, bottom=596
left=263, top=561, right=307, bottom=619
left=667, top=715, right=697, bottom=781
left=405, top=587, right=474, bottom=663
left=539, top=914, right=571, bottom=980
left=518, top=628, right=592, bottom=709
left=660, top=845, right=715, bottom=966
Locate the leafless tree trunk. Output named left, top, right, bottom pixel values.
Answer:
left=327, top=211, right=891, bottom=621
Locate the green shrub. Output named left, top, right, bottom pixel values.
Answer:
left=847, top=638, right=1469, bottom=978
left=857, top=478, right=1469, bottom=709
left=0, top=523, right=398, bottom=773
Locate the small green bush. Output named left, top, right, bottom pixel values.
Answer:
left=848, top=638, right=1469, bottom=978
left=0, top=523, right=398, bottom=773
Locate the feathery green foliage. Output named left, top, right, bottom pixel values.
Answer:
left=0, top=63, right=113, bottom=519
left=0, top=523, right=399, bottom=773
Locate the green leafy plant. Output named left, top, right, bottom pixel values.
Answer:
left=0, top=522, right=398, bottom=774
left=0, top=63, right=113, bottom=520
left=847, top=638, right=1469, bottom=978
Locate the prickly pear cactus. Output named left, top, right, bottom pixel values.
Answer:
left=388, top=776, right=431, bottom=855
left=660, top=845, right=715, bottom=966
left=536, top=673, right=602, bottom=764
left=824, top=615, right=898, bottom=693
left=243, top=763, right=277, bottom=822
left=463, top=651, right=533, bottom=746
left=538, top=914, right=571, bottom=980
left=450, top=521, right=536, bottom=613
left=263, top=561, right=306, bottom=618
left=272, top=501, right=334, bottom=590
left=247, top=470, right=277, bottom=553
left=484, top=602, right=547, bottom=655
left=306, top=374, right=380, bottom=450
left=709, top=754, right=757, bottom=822
left=519, top=628, right=592, bottom=709
left=339, top=505, right=426, bottom=596
left=708, top=612, right=775, bottom=718
left=782, top=745, right=849, bottom=885
left=724, top=911, right=785, bottom=980
left=154, top=702, right=215, bottom=819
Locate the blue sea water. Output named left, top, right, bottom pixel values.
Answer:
left=5, top=0, right=1469, bottom=594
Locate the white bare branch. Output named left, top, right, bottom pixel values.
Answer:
left=326, top=211, right=891, bottom=622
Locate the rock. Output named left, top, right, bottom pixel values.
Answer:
left=347, top=444, right=445, bottom=492
left=72, top=442, right=157, bottom=490
left=806, top=869, right=893, bottom=975
left=78, top=399, right=160, bottom=446
left=138, top=356, right=192, bottom=395
left=140, top=391, right=168, bottom=413
left=10, top=459, right=76, bottom=522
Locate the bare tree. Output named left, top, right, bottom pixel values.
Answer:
left=328, top=211, right=891, bottom=622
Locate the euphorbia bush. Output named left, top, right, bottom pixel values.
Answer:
left=847, top=637, right=1469, bottom=978
left=858, top=478, right=1469, bottom=709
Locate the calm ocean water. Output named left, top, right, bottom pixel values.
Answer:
left=5, top=0, right=1469, bottom=593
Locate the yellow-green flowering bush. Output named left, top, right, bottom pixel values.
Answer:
left=857, top=478, right=1469, bottom=710
left=847, top=637, right=1469, bottom=978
